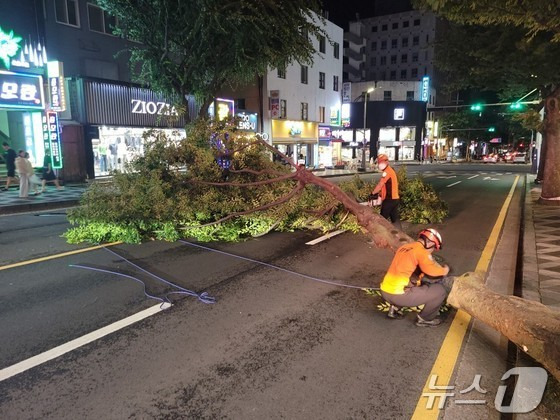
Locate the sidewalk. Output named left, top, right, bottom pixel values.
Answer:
left=522, top=174, right=560, bottom=310
left=0, top=185, right=87, bottom=215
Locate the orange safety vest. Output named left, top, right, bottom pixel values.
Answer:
left=380, top=241, right=447, bottom=295
left=378, top=165, right=399, bottom=200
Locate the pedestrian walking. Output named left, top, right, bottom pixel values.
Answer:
left=15, top=150, right=32, bottom=198
left=2, top=141, right=17, bottom=191
left=24, top=152, right=42, bottom=195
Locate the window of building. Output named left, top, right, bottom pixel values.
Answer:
left=414, top=19, right=420, bottom=26
left=426, top=34, right=429, bottom=43
left=406, top=91, right=414, bottom=101
left=411, top=68, right=418, bottom=78
left=424, top=67, right=428, bottom=75
left=236, top=98, right=246, bottom=110
left=370, top=57, right=376, bottom=65
left=380, top=56, right=387, bottom=65
left=381, top=40, right=387, bottom=50
left=319, top=72, right=325, bottom=89
left=277, top=67, right=286, bottom=79
left=390, top=70, right=396, bottom=80
left=319, top=106, right=325, bottom=123
left=403, top=20, right=409, bottom=28
left=280, top=99, right=287, bottom=119
left=301, top=65, right=308, bottom=84
left=400, top=69, right=407, bottom=79
left=88, top=3, right=117, bottom=34
left=392, top=22, right=398, bottom=29
left=401, top=54, right=407, bottom=63
left=360, top=46, right=366, bottom=54
left=391, top=39, right=397, bottom=48
left=334, top=42, right=340, bottom=59
left=333, top=75, right=339, bottom=91
left=382, top=24, right=388, bottom=31
left=390, top=55, right=397, bottom=64
left=402, top=37, right=408, bottom=47
left=384, top=91, right=392, bottom=101
left=369, top=71, right=376, bottom=79
left=412, top=52, right=418, bottom=62
left=301, top=102, right=308, bottom=121
left=319, top=35, right=326, bottom=53
left=413, top=35, right=419, bottom=46
left=371, top=41, right=377, bottom=51
left=372, top=26, right=378, bottom=33
left=380, top=71, right=386, bottom=79
left=55, top=0, right=80, bottom=27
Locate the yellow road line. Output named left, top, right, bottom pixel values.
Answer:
left=411, top=175, right=520, bottom=419
left=0, top=242, right=123, bottom=271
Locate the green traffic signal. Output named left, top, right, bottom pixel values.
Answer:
left=470, top=103, right=483, bottom=111
left=488, top=127, right=496, bottom=132
left=509, top=102, right=523, bottom=110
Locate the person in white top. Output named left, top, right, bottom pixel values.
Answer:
left=15, top=150, right=31, bottom=198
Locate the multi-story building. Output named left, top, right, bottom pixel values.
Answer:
left=218, top=13, right=344, bottom=168
left=1, top=0, right=189, bottom=181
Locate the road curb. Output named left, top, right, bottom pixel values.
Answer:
left=0, top=200, right=80, bottom=215
left=521, top=174, right=540, bottom=303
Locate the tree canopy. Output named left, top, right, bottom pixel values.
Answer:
left=98, top=0, right=327, bottom=118
left=414, top=0, right=560, bottom=42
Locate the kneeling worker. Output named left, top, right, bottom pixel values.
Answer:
left=380, top=228, right=450, bottom=327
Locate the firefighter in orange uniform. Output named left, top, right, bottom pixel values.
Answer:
left=380, top=228, right=450, bottom=326
left=369, top=154, right=401, bottom=230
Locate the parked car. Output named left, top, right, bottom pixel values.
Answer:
left=513, top=152, right=528, bottom=163
left=483, top=153, right=498, bottom=163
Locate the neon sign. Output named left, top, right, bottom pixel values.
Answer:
left=42, top=111, right=63, bottom=169
left=421, top=76, right=430, bottom=102
left=0, top=70, right=44, bottom=109
left=0, top=26, right=22, bottom=69
left=47, top=61, right=66, bottom=112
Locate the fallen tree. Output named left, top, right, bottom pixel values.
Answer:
left=67, top=121, right=559, bottom=381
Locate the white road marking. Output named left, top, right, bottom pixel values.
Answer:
left=437, top=175, right=457, bottom=179
left=0, top=302, right=172, bottom=382
left=467, top=174, right=479, bottom=180
left=306, top=229, right=346, bottom=245
left=483, top=177, right=500, bottom=181
left=446, top=181, right=462, bottom=188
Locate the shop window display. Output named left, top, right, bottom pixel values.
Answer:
left=92, top=126, right=184, bottom=176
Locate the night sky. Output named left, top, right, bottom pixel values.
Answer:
left=322, top=0, right=414, bottom=29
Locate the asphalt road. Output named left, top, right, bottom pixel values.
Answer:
left=0, top=163, right=527, bottom=419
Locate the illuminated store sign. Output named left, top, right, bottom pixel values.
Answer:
left=330, top=107, right=341, bottom=126
left=236, top=111, right=257, bottom=131
left=421, top=76, right=430, bottom=102
left=341, top=103, right=350, bottom=127
left=394, top=108, right=405, bottom=120
left=0, top=26, right=47, bottom=69
left=0, top=70, right=44, bottom=109
left=42, top=111, right=63, bottom=169
left=47, top=61, right=66, bottom=112
left=209, top=98, right=235, bottom=121
left=270, top=90, right=280, bottom=118
left=131, top=99, right=178, bottom=115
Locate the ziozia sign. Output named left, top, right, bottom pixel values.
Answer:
left=131, top=99, right=178, bottom=116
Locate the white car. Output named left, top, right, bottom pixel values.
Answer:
left=513, top=152, right=528, bottom=163
left=483, top=154, right=498, bottom=163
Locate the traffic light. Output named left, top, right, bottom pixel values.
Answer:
left=488, top=127, right=496, bottom=132
left=470, top=103, right=483, bottom=111
left=509, top=102, right=524, bottom=110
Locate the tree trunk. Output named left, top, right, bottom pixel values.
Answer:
left=540, top=87, right=560, bottom=204
left=198, top=96, right=214, bottom=119
left=448, top=272, right=560, bottom=381
left=298, top=169, right=413, bottom=250
left=536, top=129, right=547, bottom=181
left=294, top=169, right=560, bottom=381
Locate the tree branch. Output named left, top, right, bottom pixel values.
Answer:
left=191, top=172, right=297, bottom=187
left=181, top=183, right=304, bottom=229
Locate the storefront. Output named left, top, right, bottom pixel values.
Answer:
left=66, top=78, right=187, bottom=178
left=270, top=119, right=318, bottom=167
left=348, top=100, right=427, bottom=162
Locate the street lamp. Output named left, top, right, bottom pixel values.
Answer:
left=360, top=86, right=375, bottom=171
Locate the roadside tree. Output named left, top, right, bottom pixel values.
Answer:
left=415, top=0, right=560, bottom=202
